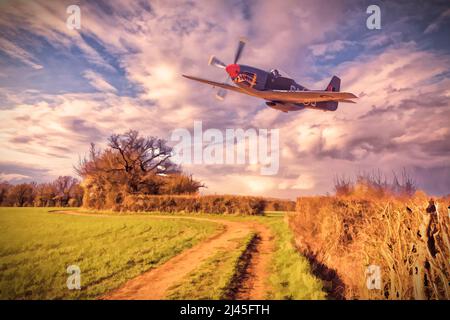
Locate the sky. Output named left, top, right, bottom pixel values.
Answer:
left=0, top=0, right=449, bottom=198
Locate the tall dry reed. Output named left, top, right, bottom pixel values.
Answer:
left=289, top=193, right=449, bottom=299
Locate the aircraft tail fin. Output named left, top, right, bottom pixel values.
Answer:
left=325, top=76, right=341, bottom=92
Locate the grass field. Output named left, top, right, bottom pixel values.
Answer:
left=0, top=207, right=325, bottom=300
left=0, top=207, right=219, bottom=299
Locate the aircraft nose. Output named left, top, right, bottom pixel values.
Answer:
left=225, top=64, right=240, bottom=78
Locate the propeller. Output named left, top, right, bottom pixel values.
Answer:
left=233, top=38, right=246, bottom=64
left=216, top=87, right=227, bottom=100
left=208, top=38, right=247, bottom=100
left=216, top=77, right=229, bottom=100
left=208, top=55, right=226, bottom=69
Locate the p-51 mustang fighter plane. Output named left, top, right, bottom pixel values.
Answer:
left=183, top=39, right=357, bottom=112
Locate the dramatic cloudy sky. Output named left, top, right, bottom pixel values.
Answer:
left=0, top=0, right=449, bottom=198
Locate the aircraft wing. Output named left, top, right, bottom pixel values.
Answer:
left=255, top=90, right=358, bottom=103
left=182, top=75, right=247, bottom=94
left=183, top=74, right=358, bottom=103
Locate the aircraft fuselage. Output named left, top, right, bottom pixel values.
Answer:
left=228, top=64, right=338, bottom=112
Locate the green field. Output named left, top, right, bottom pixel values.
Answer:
left=0, top=208, right=219, bottom=299
left=0, top=208, right=325, bottom=300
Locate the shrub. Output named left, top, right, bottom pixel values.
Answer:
left=119, top=194, right=266, bottom=215
left=68, top=198, right=81, bottom=207
left=264, top=199, right=296, bottom=212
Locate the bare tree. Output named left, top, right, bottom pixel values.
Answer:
left=6, top=183, right=36, bottom=206
left=76, top=130, right=203, bottom=209
left=0, top=181, right=11, bottom=205
left=34, top=182, right=56, bottom=207
left=108, top=130, right=178, bottom=174
left=53, top=176, right=79, bottom=206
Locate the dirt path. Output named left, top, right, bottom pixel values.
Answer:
left=234, top=222, right=274, bottom=300
left=53, top=211, right=274, bottom=300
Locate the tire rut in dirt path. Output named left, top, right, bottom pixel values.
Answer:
left=52, top=211, right=274, bottom=300
left=234, top=223, right=274, bottom=300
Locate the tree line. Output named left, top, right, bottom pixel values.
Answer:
left=0, top=176, right=83, bottom=207
left=1, top=130, right=206, bottom=209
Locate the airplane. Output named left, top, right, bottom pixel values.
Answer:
left=182, top=39, right=357, bottom=112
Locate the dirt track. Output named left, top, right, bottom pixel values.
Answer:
left=54, top=211, right=274, bottom=300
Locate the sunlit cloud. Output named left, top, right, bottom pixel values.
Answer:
left=0, top=173, right=31, bottom=182
left=82, top=70, right=117, bottom=93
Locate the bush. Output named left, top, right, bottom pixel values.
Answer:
left=68, top=198, right=81, bottom=207
left=289, top=194, right=450, bottom=299
left=119, top=194, right=266, bottom=215
left=265, top=199, right=296, bottom=212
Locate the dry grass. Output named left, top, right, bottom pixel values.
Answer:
left=289, top=192, right=450, bottom=299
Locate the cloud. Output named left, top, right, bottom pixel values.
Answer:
left=82, top=70, right=117, bottom=93
left=413, top=166, right=450, bottom=196
left=0, top=38, right=43, bottom=69
left=0, top=173, right=31, bottom=182
left=309, top=40, right=355, bottom=57
left=245, top=40, right=450, bottom=197
left=291, top=174, right=316, bottom=190
left=0, top=161, right=51, bottom=183
left=424, top=8, right=450, bottom=34
left=0, top=1, right=121, bottom=81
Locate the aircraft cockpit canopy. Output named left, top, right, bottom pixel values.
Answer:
left=270, top=69, right=281, bottom=78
